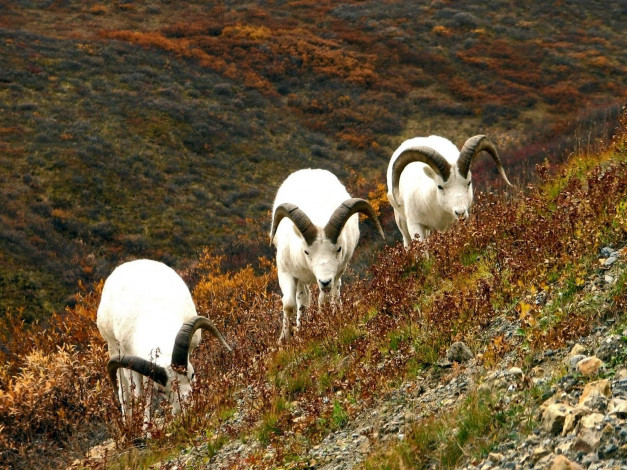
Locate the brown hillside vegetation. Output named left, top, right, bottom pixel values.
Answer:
left=0, top=111, right=625, bottom=468
left=0, top=0, right=625, bottom=319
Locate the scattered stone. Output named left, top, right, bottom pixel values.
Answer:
left=558, top=374, right=581, bottom=392
left=543, top=403, right=574, bottom=435
left=576, top=356, right=604, bottom=376
left=614, top=378, right=627, bottom=394
left=152, top=245, right=627, bottom=470
left=535, top=290, right=548, bottom=306
left=579, top=379, right=611, bottom=407
left=595, top=335, right=625, bottom=362
left=549, top=454, right=584, bottom=470
left=615, top=368, right=627, bottom=381
left=508, top=366, right=524, bottom=378
left=562, top=406, right=591, bottom=436
left=608, top=398, right=627, bottom=418
left=571, top=413, right=604, bottom=453
left=597, top=442, right=619, bottom=458
left=602, top=256, right=618, bottom=267
left=565, top=354, right=587, bottom=372
left=447, top=341, right=473, bottom=363
left=578, top=412, right=605, bottom=431
left=566, top=343, right=587, bottom=359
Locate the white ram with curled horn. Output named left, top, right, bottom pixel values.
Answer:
left=386, top=134, right=512, bottom=247
left=97, top=259, right=232, bottom=420
left=270, top=169, right=385, bottom=343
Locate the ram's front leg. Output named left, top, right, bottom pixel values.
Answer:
left=278, top=272, right=297, bottom=343
left=296, top=281, right=310, bottom=330
left=330, top=277, right=342, bottom=310
left=394, top=210, right=412, bottom=248
left=317, top=289, right=328, bottom=311
left=407, top=220, right=430, bottom=243
left=117, top=369, right=132, bottom=419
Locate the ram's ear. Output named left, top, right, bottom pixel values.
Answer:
left=423, top=166, right=436, bottom=180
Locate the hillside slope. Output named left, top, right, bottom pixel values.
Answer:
left=1, top=111, right=625, bottom=469
left=0, top=0, right=625, bottom=319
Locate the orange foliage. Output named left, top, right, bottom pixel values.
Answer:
left=432, top=25, right=452, bottom=37
left=0, top=283, right=110, bottom=457
left=100, top=30, right=228, bottom=74
left=543, top=82, right=582, bottom=108
left=102, top=20, right=381, bottom=96
left=89, top=5, right=106, bottom=15
left=192, top=249, right=276, bottom=328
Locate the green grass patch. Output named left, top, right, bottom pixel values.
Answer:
left=257, top=396, right=289, bottom=446
left=331, top=399, right=349, bottom=430
left=364, top=389, right=537, bottom=469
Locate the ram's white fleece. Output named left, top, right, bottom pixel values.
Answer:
left=271, top=169, right=360, bottom=342
left=97, top=259, right=200, bottom=364
left=386, top=135, right=473, bottom=246
left=97, top=259, right=201, bottom=416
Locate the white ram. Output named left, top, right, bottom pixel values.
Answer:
left=97, top=259, right=231, bottom=418
left=386, top=134, right=512, bottom=247
left=270, top=169, right=384, bottom=342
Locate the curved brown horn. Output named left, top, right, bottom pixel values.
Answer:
left=324, top=198, right=385, bottom=245
left=391, top=147, right=451, bottom=204
left=107, top=355, right=168, bottom=408
left=270, top=203, right=318, bottom=246
left=457, top=135, right=512, bottom=186
left=171, top=316, right=232, bottom=370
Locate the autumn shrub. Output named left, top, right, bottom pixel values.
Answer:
left=0, top=283, right=113, bottom=467
left=192, top=249, right=276, bottom=330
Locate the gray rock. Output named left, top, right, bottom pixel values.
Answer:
left=595, top=335, right=625, bottom=362
left=447, top=341, right=473, bottom=363
left=600, top=246, right=616, bottom=258
left=543, top=403, right=574, bottom=435
left=565, top=354, right=587, bottom=372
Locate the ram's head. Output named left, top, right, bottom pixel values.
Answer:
left=107, top=316, right=231, bottom=413
left=270, top=198, right=384, bottom=293
left=391, top=135, right=512, bottom=220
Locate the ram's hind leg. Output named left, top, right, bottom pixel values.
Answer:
left=296, top=281, right=310, bottom=330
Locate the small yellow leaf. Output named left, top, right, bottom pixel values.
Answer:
left=518, top=301, right=532, bottom=319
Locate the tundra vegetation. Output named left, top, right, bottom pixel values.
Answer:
left=0, top=112, right=625, bottom=468
left=0, top=0, right=624, bottom=319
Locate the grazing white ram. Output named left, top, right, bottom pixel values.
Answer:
left=386, top=134, right=512, bottom=247
left=97, top=259, right=231, bottom=419
left=270, top=169, right=384, bottom=343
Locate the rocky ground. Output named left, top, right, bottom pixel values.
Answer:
left=81, top=246, right=626, bottom=469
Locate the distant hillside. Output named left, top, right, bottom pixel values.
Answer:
left=0, top=0, right=625, bottom=319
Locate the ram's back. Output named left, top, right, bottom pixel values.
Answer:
left=97, top=259, right=198, bottom=360
left=272, top=169, right=350, bottom=227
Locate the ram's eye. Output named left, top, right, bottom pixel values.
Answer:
left=437, top=185, right=444, bottom=190
left=336, top=246, right=342, bottom=253
left=304, top=250, right=309, bottom=256
left=467, top=181, right=472, bottom=187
